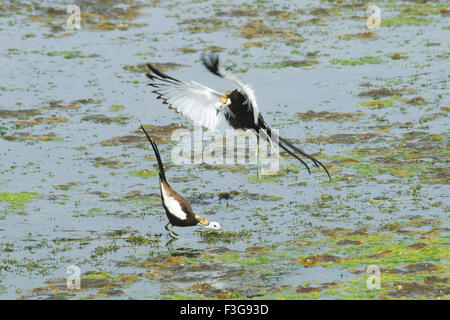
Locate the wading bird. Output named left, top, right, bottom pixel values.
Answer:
left=145, top=52, right=330, bottom=180
left=140, top=125, right=221, bottom=238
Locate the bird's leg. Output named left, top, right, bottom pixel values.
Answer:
left=165, top=237, right=178, bottom=248
left=169, top=226, right=179, bottom=238
left=165, top=222, right=179, bottom=238
left=169, top=227, right=179, bottom=239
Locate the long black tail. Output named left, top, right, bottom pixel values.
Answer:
left=257, top=115, right=331, bottom=180
left=140, top=125, right=167, bottom=182
left=257, top=128, right=311, bottom=174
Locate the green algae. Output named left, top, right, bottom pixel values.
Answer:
left=197, top=229, right=253, bottom=244
left=217, top=190, right=282, bottom=201
left=3, top=132, right=60, bottom=142
left=13, top=117, right=67, bottom=127
left=358, top=99, right=394, bottom=109
left=47, top=50, right=100, bottom=59
left=248, top=175, right=279, bottom=183
left=383, top=14, right=435, bottom=28
left=358, top=88, right=406, bottom=98
left=0, top=109, right=40, bottom=118
left=338, top=32, right=378, bottom=40
left=330, top=56, right=384, bottom=66
left=81, top=114, right=129, bottom=124
left=21, top=222, right=450, bottom=299
left=109, top=104, right=125, bottom=112
left=128, top=169, right=158, bottom=178
left=91, top=244, right=120, bottom=259
left=124, top=233, right=160, bottom=246
left=295, top=111, right=365, bottom=121
left=93, top=157, right=125, bottom=169
left=124, top=62, right=188, bottom=73
left=260, top=60, right=318, bottom=69
left=0, top=191, right=39, bottom=209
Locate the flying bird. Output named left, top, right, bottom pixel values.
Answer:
left=140, top=125, right=221, bottom=238
left=145, top=52, right=330, bottom=180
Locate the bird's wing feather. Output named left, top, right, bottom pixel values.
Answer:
left=146, top=65, right=230, bottom=132
left=201, top=52, right=260, bottom=124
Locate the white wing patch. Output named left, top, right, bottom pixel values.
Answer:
left=160, top=182, right=187, bottom=220
left=152, top=80, right=231, bottom=132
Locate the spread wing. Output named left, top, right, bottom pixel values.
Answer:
left=146, top=64, right=231, bottom=132
left=201, top=52, right=260, bottom=125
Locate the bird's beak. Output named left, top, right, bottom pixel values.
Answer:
left=220, top=91, right=230, bottom=104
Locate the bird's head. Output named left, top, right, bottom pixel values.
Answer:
left=204, top=221, right=221, bottom=230
left=216, top=91, right=232, bottom=115
left=195, top=214, right=221, bottom=230
left=219, top=91, right=232, bottom=105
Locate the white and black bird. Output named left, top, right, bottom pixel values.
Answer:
left=140, top=125, right=221, bottom=238
left=145, top=52, right=330, bottom=180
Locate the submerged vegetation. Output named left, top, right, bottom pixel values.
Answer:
left=0, top=191, right=39, bottom=210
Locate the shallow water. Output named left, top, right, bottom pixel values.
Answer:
left=0, top=0, right=448, bottom=299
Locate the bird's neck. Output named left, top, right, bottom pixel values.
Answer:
left=195, top=214, right=210, bottom=226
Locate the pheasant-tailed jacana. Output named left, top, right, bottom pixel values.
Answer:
left=145, top=52, right=330, bottom=181
left=140, top=125, right=220, bottom=238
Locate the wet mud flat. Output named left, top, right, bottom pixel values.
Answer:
left=0, top=0, right=448, bottom=299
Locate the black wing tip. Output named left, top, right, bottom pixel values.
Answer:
left=201, top=51, right=221, bottom=77
left=146, top=63, right=159, bottom=75
left=145, top=63, right=180, bottom=83
left=146, top=63, right=158, bottom=77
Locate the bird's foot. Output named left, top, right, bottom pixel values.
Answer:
left=165, top=237, right=178, bottom=248
left=169, top=229, right=179, bottom=239
left=165, top=223, right=180, bottom=239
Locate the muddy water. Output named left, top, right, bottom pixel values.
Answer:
left=0, top=0, right=448, bottom=299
